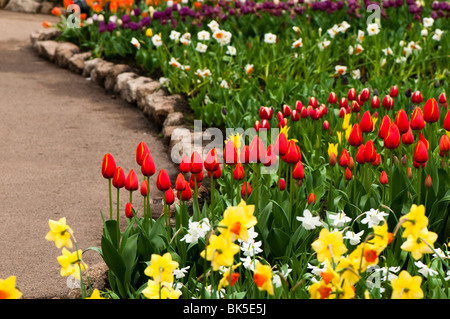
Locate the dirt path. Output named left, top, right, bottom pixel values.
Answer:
left=0, top=10, right=178, bottom=299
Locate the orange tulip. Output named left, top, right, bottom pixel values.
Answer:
left=439, top=135, right=450, bottom=157
left=425, top=175, right=432, bottom=188
left=308, top=193, right=316, bottom=205
left=42, top=21, right=52, bottom=28
left=102, top=153, right=116, bottom=179
left=51, top=6, right=62, bottom=16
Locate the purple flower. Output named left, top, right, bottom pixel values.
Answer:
left=129, top=22, right=139, bottom=31
left=133, top=8, right=141, bottom=16
left=121, top=14, right=130, bottom=23
left=98, top=21, right=105, bottom=33
left=106, top=21, right=116, bottom=32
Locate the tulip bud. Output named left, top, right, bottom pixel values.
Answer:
left=348, top=88, right=357, bottom=101
left=278, top=178, right=286, bottom=191
left=102, top=153, right=116, bottom=179
left=282, top=104, right=291, bottom=117
left=136, top=141, right=149, bottom=166
left=439, top=92, right=447, bottom=105
left=207, top=165, right=222, bottom=179
left=190, top=151, right=203, bottom=174
left=425, top=175, right=432, bottom=188
left=328, top=92, right=337, bottom=104
left=443, top=109, right=450, bottom=131
left=282, top=140, right=301, bottom=164
left=439, top=135, right=450, bottom=156
left=402, top=127, right=414, bottom=145
left=291, top=110, right=300, bottom=121
left=141, top=153, right=156, bottom=177
left=175, top=173, right=186, bottom=191
left=300, top=106, right=308, bottom=118
left=308, top=193, right=316, bottom=205
left=278, top=118, right=288, bottom=128
left=292, top=161, right=305, bottom=180
left=125, top=169, right=139, bottom=191
left=405, top=88, right=412, bottom=98
left=165, top=188, right=175, bottom=205
left=408, top=167, right=413, bottom=179
left=156, top=169, right=171, bottom=191
left=276, top=111, right=284, bottom=123
left=254, top=120, right=262, bottom=132
left=177, top=181, right=192, bottom=201
left=345, top=167, right=352, bottom=180
left=329, top=152, right=337, bottom=166
left=363, top=140, right=376, bottom=163
left=371, top=95, right=380, bottom=109
left=414, top=140, right=429, bottom=164
left=249, top=135, right=266, bottom=163
left=140, top=180, right=149, bottom=197
left=338, top=107, right=346, bottom=118
left=309, top=97, right=318, bottom=108
left=382, top=95, right=394, bottom=110
left=348, top=157, right=355, bottom=170
left=339, top=97, right=349, bottom=110
left=390, top=85, right=399, bottom=98
left=261, top=119, right=270, bottom=130
left=241, top=182, right=251, bottom=198
left=411, top=90, right=423, bottom=104
left=378, top=115, right=392, bottom=139
left=360, top=88, right=370, bottom=102
left=295, top=100, right=304, bottom=112
left=423, top=98, right=439, bottom=123
left=323, top=120, right=330, bottom=131
left=112, top=166, right=125, bottom=189
left=259, top=106, right=273, bottom=120
left=233, top=163, right=245, bottom=181
left=380, top=171, right=388, bottom=185
left=125, top=202, right=133, bottom=219
left=339, top=148, right=350, bottom=167
left=410, top=107, right=425, bottom=131
left=204, top=148, right=219, bottom=172
left=356, top=144, right=366, bottom=164
left=372, top=153, right=381, bottom=167
left=179, top=155, right=190, bottom=173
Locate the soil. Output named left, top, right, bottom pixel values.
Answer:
left=0, top=10, right=178, bottom=299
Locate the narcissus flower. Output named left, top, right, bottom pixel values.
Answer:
left=0, top=276, right=22, bottom=299
left=218, top=200, right=257, bottom=242
left=253, top=261, right=274, bottom=295
left=86, top=289, right=105, bottom=299
left=57, top=248, right=86, bottom=281
left=102, top=153, right=116, bottom=179
left=391, top=270, right=423, bottom=299
left=400, top=204, right=429, bottom=238
left=144, top=253, right=179, bottom=283
left=142, top=280, right=181, bottom=299
left=45, top=217, right=73, bottom=249
left=311, top=228, right=348, bottom=263
left=200, top=234, right=240, bottom=271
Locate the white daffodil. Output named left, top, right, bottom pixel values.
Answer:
left=130, top=37, right=140, bottom=49
left=169, top=57, right=181, bottom=68
left=382, top=47, right=393, bottom=55
left=159, top=77, right=170, bottom=86
left=151, top=34, right=163, bottom=47
left=173, top=266, right=190, bottom=279
left=423, top=17, right=434, bottom=28
left=355, top=44, right=364, bottom=55
left=318, top=39, right=331, bottom=51
left=296, top=209, right=322, bottom=230
left=338, top=21, right=351, bottom=33
left=357, top=29, right=365, bottom=43
left=226, top=45, right=236, bottom=56
left=219, top=80, right=229, bottom=89
left=367, top=23, right=380, bottom=36
left=180, top=33, right=191, bottom=45
left=327, top=24, right=339, bottom=38
left=361, top=208, right=389, bottom=228
left=244, top=64, right=254, bottom=75
left=180, top=218, right=211, bottom=244
left=432, top=29, right=443, bottom=41
left=351, top=69, right=361, bottom=80
left=195, top=42, right=208, bottom=53
left=328, top=211, right=351, bottom=227
left=264, top=33, right=277, bottom=44
left=169, top=30, right=181, bottom=41
left=335, top=65, right=347, bottom=75
left=421, top=29, right=428, bottom=37
left=207, top=20, right=220, bottom=32
left=343, top=230, right=364, bottom=245
left=197, top=30, right=210, bottom=41
left=414, top=261, right=439, bottom=278
left=292, top=38, right=303, bottom=48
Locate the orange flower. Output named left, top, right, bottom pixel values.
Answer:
left=51, top=6, right=62, bottom=16
left=102, top=153, right=116, bottom=179
left=42, top=21, right=52, bottom=28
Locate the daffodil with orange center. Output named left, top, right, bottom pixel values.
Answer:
left=311, top=228, right=348, bottom=263
left=253, top=261, right=274, bottom=295
left=0, top=276, right=22, bottom=299
left=218, top=200, right=257, bottom=242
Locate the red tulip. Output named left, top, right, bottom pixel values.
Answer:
left=380, top=171, right=388, bottom=185
left=291, top=110, right=300, bottom=121
left=276, top=111, right=284, bottom=123
left=295, top=100, right=304, bottom=112
left=363, top=140, right=376, bottom=163
left=254, top=120, right=262, bottom=132
left=439, top=92, right=447, bottom=105
left=233, top=163, right=245, bottom=181
left=259, top=106, right=273, bottom=120
left=345, top=167, right=352, bottom=180
left=339, top=148, right=350, bottom=167
left=140, top=180, right=149, bottom=197
left=224, top=141, right=238, bottom=165
left=175, top=173, right=186, bottom=191
left=204, top=148, right=219, bottom=172
left=300, top=106, right=308, bottom=118
left=189, top=174, right=201, bottom=189
left=309, top=97, right=318, bottom=108
left=439, top=135, right=450, bottom=157
left=378, top=115, right=392, bottom=139
left=390, top=85, right=399, bottom=98
left=360, top=88, right=370, bottom=102
left=125, top=202, right=133, bottom=219
left=165, top=188, right=174, bottom=205
left=414, top=140, right=429, bottom=164
left=207, top=165, right=222, bottom=179
left=112, top=166, right=125, bottom=189
left=410, top=107, right=425, bottom=131
left=395, top=109, right=410, bottom=134
left=444, top=109, right=450, bottom=131
left=241, top=182, right=251, bottom=198
left=411, top=91, right=423, bottom=104
left=278, top=118, right=288, bottom=128
left=402, top=127, right=414, bottom=145
left=136, top=141, right=149, bottom=166
left=141, top=153, right=156, bottom=177
left=125, top=169, right=139, bottom=191
left=249, top=135, right=266, bottom=163
left=282, top=140, right=301, bottom=164
left=278, top=178, right=286, bottom=191
left=264, top=145, right=277, bottom=167
left=372, top=153, right=381, bottom=167
left=308, top=193, right=316, bottom=205
left=102, top=153, right=116, bottom=179
left=282, top=104, right=291, bottom=117
left=339, top=97, right=349, bottom=109
left=261, top=119, right=271, bottom=130
left=177, top=181, right=192, bottom=201
left=419, top=132, right=429, bottom=150
left=328, top=92, right=337, bottom=104
left=348, top=123, right=363, bottom=147
left=189, top=151, right=203, bottom=174
left=329, top=153, right=337, bottom=166
left=156, top=169, right=171, bottom=191
left=310, top=108, right=321, bottom=120
left=371, top=96, right=380, bottom=109
left=423, top=98, right=439, bottom=123
left=323, top=120, right=330, bottom=131
left=338, top=107, right=347, bottom=118
left=240, top=145, right=250, bottom=164
left=348, top=156, right=355, bottom=170
left=356, top=144, right=366, bottom=164
left=384, top=123, right=400, bottom=150
left=360, top=111, right=374, bottom=133
left=179, top=155, right=190, bottom=173
left=425, top=175, right=432, bottom=188
left=382, top=95, right=394, bottom=110
left=292, top=161, right=305, bottom=180
left=348, top=88, right=357, bottom=101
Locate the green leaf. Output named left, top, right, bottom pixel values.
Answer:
left=267, top=227, right=290, bottom=257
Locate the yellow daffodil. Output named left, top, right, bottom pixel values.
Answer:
left=218, top=263, right=241, bottom=291
left=253, top=261, right=274, bottom=295
left=334, top=256, right=361, bottom=286
left=311, top=228, right=348, bottom=263
left=308, top=280, right=334, bottom=299
left=328, top=143, right=338, bottom=158
left=391, top=270, right=423, bottom=299
left=45, top=217, right=73, bottom=249
left=400, top=204, right=429, bottom=238
left=200, top=234, right=240, bottom=271
left=57, top=248, right=86, bottom=281
left=144, top=253, right=179, bottom=284
left=367, top=220, right=391, bottom=253
left=142, top=280, right=181, bottom=299
left=346, top=243, right=379, bottom=273
left=400, top=228, right=438, bottom=260
left=342, top=113, right=351, bottom=131
left=0, top=276, right=22, bottom=299
left=86, top=289, right=105, bottom=299
left=218, top=200, right=257, bottom=242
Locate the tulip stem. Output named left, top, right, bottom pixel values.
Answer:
left=117, top=189, right=120, bottom=243
left=417, top=166, right=422, bottom=204
left=108, top=179, right=113, bottom=220
left=163, top=197, right=171, bottom=239
left=147, top=176, right=152, bottom=227
left=390, top=150, right=394, bottom=204
left=194, top=176, right=200, bottom=221
left=210, top=176, right=215, bottom=226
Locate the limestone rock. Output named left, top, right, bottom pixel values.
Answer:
left=120, top=76, right=152, bottom=105
left=34, top=40, right=59, bottom=62
left=103, top=64, right=131, bottom=92
left=91, top=60, right=114, bottom=87
left=82, top=58, right=104, bottom=77
left=30, top=29, right=62, bottom=47
left=4, top=0, right=41, bottom=12
left=162, top=112, right=185, bottom=128
left=38, top=1, right=53, bottom=13
left=114, top=72, right=138, bottom=96
left=67, top=52, right=91, bottom=74
left=54, top=42, right=80, bottom=68
left=135, top=80, right=161, bottom=110
left=162, top=125, right=184, bottom=145
left=143, top=94, right=185, bottom=129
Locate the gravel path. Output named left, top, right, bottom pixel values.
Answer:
left=0, top=10, right=178, bottom=299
